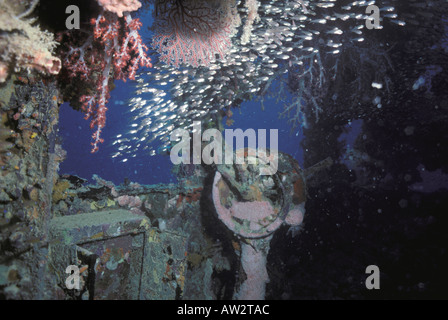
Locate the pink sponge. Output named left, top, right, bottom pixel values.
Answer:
left=96, top=0, right=142, bottom=17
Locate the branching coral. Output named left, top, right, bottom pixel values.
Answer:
left=61, top=0, right=151, bottom=152
left=0, top=0, right=61, bottom=83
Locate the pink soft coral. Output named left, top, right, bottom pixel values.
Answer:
left=63, top=9, right=151, bottom=152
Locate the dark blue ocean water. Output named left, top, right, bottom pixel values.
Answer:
left=58, top=86, right=306, bottom=185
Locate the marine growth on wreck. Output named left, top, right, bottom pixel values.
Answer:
left=0, top=0, right=447, bottom=301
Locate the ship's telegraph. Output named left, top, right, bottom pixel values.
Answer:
left=212, top=148, right=307, bottom=300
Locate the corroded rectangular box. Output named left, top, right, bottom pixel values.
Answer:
left=49, top=209, right=187, bottom=300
